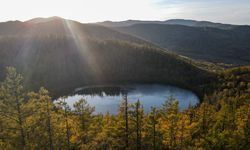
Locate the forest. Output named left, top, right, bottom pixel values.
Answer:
left=0, top=66, right=249, bottom=150
left=115, top=24, right=250, bottom=65
left=0, top=35, right=213, bottom=98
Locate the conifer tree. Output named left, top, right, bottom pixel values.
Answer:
left=129, top=100, right=144, bottom=149
left=26, top=87, right=54, bottom=149
left=159, top=96, right=179, bottom=149
left=0, top=67, right=27, bottom=149
left=73, top=98, right=95, bottom=147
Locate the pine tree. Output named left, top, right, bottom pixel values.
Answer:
left=124, top=94, right=129, bottom=148
left=112, top=93, right=130, bottom=149
left=73, top=98, right=95, bottom=147
left=0, top=67, right=28, bottom=149
left=159, top=96, right=179, bottom=149
left=56, top=97, right=72, bottom=149
left=129, top=100, right=144, bottom=149
left=26, top=87, right=54, bottom=150
left=144, top=106, right=164, bottom=149
left=92, top=112, right=116, bottom=149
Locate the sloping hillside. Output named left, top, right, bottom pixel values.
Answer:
left=115, top=24, right=250, bottom=65
left=0, top=17, right=146, bottom=44
left=0, top=18, right=213, bottom=96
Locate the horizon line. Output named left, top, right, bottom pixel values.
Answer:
left=1, top=16, right=250, bottom=26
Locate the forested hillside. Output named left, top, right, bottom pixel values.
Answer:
left=0, top=36, right=212, bottom=97
left=115, top=24, right=250, bottom=65
left=0, top=17, right=146, bottom=44
left=0, top=66, right=249, bottom=149
left=0, top=17, right=214, bottom=97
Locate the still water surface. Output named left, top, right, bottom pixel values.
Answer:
left=61, top=84, right=199, bottom=114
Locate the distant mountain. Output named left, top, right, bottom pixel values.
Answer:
left=114, top=23, right=250, bottom=65
left=164, top=19, right=236, bottom=30
left=98, top=20, right=163, bottom=27
left=0, top=17, right=146, bottom=44
left=98, top=19, right=237, bottom=30
left=0, top=17, right=212, bottom=96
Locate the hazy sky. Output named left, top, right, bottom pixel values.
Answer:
left=1, top=0, right=250, bottom=24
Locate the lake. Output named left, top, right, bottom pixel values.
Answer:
left=60, top=84, right=199, bottom=114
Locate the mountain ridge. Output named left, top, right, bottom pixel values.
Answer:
left=98, top=19, right=240, bottom=30
left=1, top=17, right=250, bottom=66
left=114, top=23, right=250, bottom=65
left=0, top=17, right=149, bottom=45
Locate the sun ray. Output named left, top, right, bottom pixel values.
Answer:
left=62, top=19, right=102, bottom=82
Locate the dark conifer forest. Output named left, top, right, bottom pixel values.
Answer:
left=0, top=18, right=214, bottom=97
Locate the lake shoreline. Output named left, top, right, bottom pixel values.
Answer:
left=58, top=84, right=200, bottom=114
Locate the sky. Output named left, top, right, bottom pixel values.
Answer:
left=0, top=0, right=250, bottom=24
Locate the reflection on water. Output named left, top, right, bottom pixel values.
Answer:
left=75, top=85, right=132, bottom=97
left=62, top=84, right=199, bottom=114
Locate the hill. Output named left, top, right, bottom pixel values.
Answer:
left=98, top=19, right=236, bottom=29
left=0, top=17, right=146, bottom=44
left=115, top=24, right=250, bottom=65
left=0, top=17, right=213, bottom=97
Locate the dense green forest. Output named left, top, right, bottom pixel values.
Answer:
left=115, top=24, right=250, bottom=65
left=0, top=17, right=216, bottom=98
left=0, top=35, right=213, bottom=98
left=0, top=66, right=249, bottom=150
